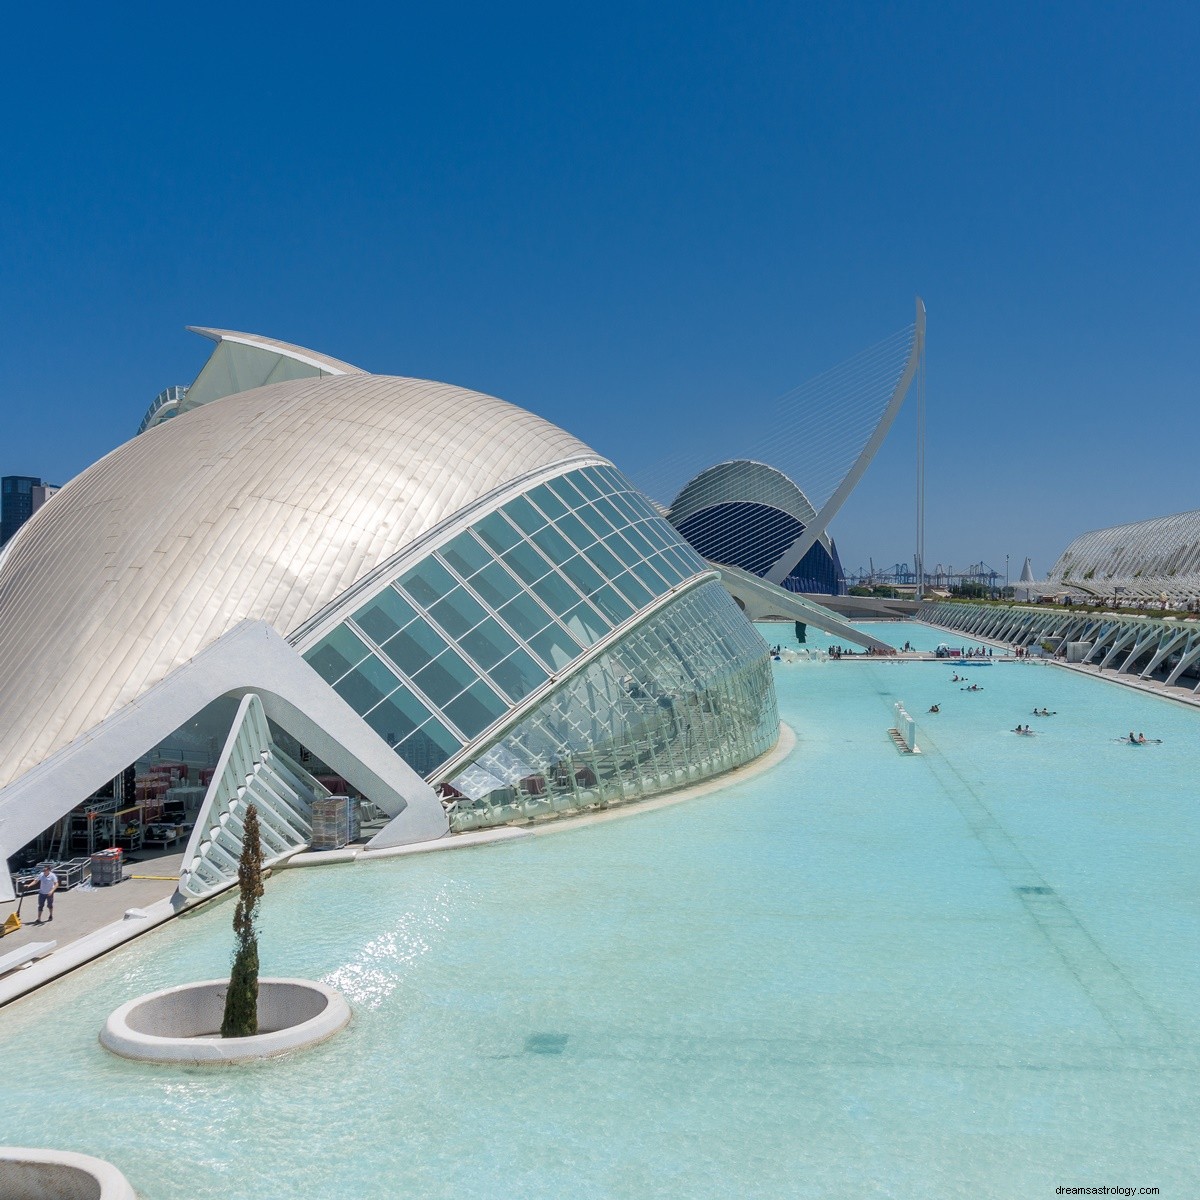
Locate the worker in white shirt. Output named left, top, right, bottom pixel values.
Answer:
left=36, top=865, right=58, bottom=923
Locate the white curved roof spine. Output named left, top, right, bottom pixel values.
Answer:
left=137, top=327, right=366, bottom=432
left=186, top=327, right=366, bottom=377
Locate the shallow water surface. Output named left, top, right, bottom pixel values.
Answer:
left=0, top=623, right=1196, bottom=1198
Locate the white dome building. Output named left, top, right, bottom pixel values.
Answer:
left=0, top=332, right=779, bottom=901
left=666, top=460, right=847, bottom=595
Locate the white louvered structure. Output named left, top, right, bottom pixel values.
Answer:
left=660, top=459, right=902, bottom=650
left=179, top=694, right=329, bottom=902
left=667, top=459, right=845, bottom=592
left=639, top=297, right=925, bottom=589
left=1042, top=509, right=1200, bottom=604
left=668, top=460, right=820, bottom=530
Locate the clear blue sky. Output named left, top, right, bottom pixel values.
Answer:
left=3, top=1, right=1197, bottom=578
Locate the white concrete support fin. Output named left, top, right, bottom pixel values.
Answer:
left=1139, top=628, right=1184, bottom=677
left=1166, top=639, right=1200, bottom=687
left=177, top=694, right=330, bottom=903
left=715, top=562, right=893, bottom=652
left=1120, top=628, right=1164, bottom=675
left=918, top=601, right=1200, bottom=689
left=1100, top=627, right=1140, bottom=670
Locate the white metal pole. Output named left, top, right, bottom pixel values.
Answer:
left=915, top=298, right=926, bottom=601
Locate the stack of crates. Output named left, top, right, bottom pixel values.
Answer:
left=310, top=797, right=361, bottom=851
left=57, top=858, right=92, bottom=889
left=91, top=847, right=123, bottom=886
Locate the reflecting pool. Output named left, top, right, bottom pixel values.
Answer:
left=0, top=623, right=1196, bottom=1197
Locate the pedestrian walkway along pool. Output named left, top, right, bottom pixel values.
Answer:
left=0, top=622, right=1195, bottom=1197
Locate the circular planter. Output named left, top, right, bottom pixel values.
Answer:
left=0, top=1146, right=136, bottom=1200
left=100, top=978, right=349, bottom=1064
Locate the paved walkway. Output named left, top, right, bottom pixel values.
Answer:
left=833, top=651, right=1018, bottom=663
left=1053, top=658, right=1200, bottom=710
left=2, top=850, right=184, bottom=960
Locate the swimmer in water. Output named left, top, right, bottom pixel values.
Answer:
left=928, top=704, right=940, bottom=713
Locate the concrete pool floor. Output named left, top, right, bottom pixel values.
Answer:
left=2, top=631, right=1198, bottom=1198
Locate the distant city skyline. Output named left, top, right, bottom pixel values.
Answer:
left=3, top=2, right=1196, bottom=578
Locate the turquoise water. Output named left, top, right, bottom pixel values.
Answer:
left=1, top=622, right=1198, bottom=1197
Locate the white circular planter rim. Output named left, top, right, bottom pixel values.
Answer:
left=0, top=1145, right=136, bottom=1199
left=101, top=977, right=349, bottom=1064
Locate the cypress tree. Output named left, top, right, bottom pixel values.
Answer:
left=220, top=803, right=265, bottom=1038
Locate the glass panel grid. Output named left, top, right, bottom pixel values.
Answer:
left=304, top=462, right=715, bottom=781
left=445, top=580, right=776, bottom=831
left=438, top=530, right=492, bottom=579
left=334, top=654, right=404, bottom=713
left=307, top=626, right=372, bottom=685
left=547, top=476, right=589, bottom=510
left=576, top=504, right=611, bottom=538
left=554, top=511, right=596, bottom=550
left=353, top=587, right=419, bottom=646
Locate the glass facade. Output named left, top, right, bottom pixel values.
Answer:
left=303, top=464, right=712, bottom=778
left=1, top=476, right=44, bottom=546
left=673, top=501, right=847, bottom=595
left=445, top=581, right=778, bottom=830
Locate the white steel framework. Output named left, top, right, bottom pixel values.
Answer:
left=918, top=600, right=1200, bottom=691
left=1041, top=509, right=1200, bottom=604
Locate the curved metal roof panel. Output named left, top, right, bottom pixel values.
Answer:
left=667, top=459, right=820, bottom=528
left=0, top=373, right=593, bottom=789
